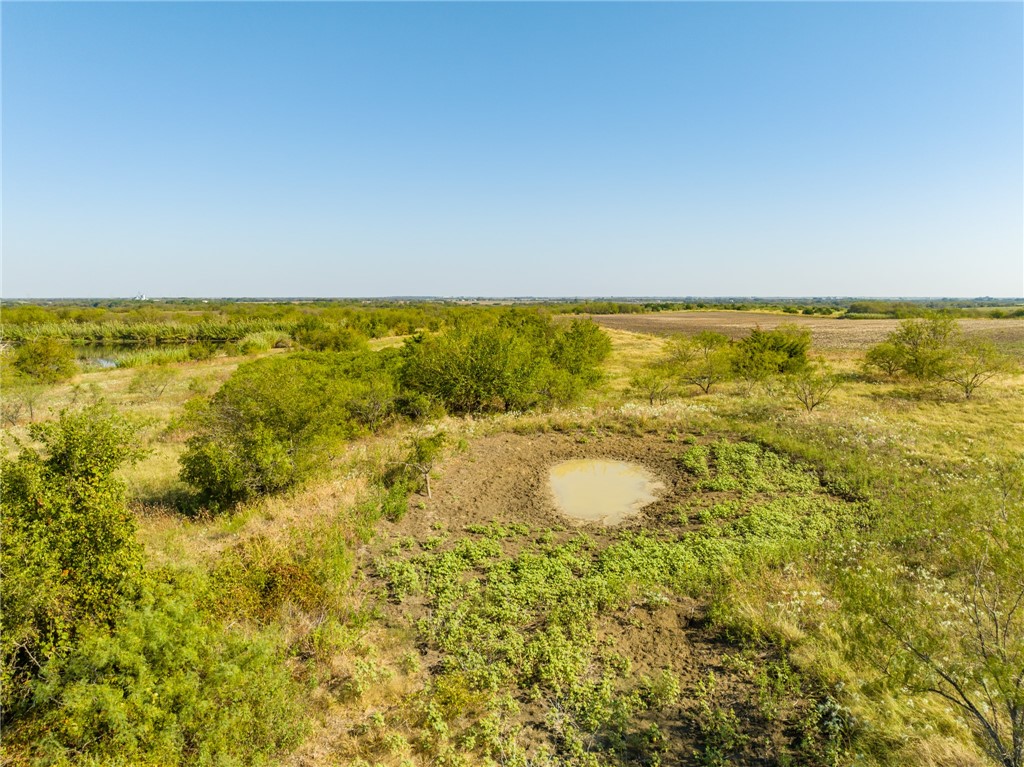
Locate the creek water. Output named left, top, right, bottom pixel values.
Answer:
left=548, top=459, right=663, bottom=525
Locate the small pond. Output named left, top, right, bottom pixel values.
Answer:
left=548, top=459, right=664, bottom=526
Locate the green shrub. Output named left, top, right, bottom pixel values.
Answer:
left=785, top=361, right=841, bottom=412
left=293, top=317, right=368, bottom=352
left=128, top=365, right=179, bottom=401
left=865, top=317, right=955, bottom=381
left=26, top=586, right=305, bottom=767
left=12, top=337, right=78, bottom=383
left=1, top=406, right=145, bottom=712
left=732, top=324, right=810, bottom=383
left=179, top=351, right=400, bottom=509
left=401, top=313, right=610, bottom=414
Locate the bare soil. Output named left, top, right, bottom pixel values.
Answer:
left=363, top=430, right=827, bottom=764
left=383, top=431, right=690, bottom=538
left=588, top=311, right=1024, bottom=351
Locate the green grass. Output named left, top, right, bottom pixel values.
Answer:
left=366, top=441, right=860, bottom=765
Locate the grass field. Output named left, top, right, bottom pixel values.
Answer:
left=3, top=311, right=1022, bottom=767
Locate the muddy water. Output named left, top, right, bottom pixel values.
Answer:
left=548, top=459, right=664, bottom=525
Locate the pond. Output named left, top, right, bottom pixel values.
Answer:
left=548, top=459, right=664, bottom=526
left=73, top=342, right=228, bottom=369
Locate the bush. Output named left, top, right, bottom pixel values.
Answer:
left=629, top=363, right=675, bottom=404
left=293, top=317, right=368, bottom=352
left=867, top=317, right=955, bottom=381
left=863, top=341, right=903, bottom=378
left=13, top=337, right=78, bottom=383
left=128, top=365, right=179, bottom=401
left=179, top=351, right=399, bottom=509
left=25, top=586, right=305, bottom=766
left=786, top=361, right=841, bottom=413
left=401, top=313, right=610, bottom=414
left=0, top=373, right=45, bottom=424
left=388, top=432, right=447, bottom=499
left=1, top=406, right=145, bottom=713
left=732, top=325, right=809, bottom=385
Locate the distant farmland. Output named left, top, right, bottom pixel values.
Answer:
left=588, top=310, right=1024, bottom=351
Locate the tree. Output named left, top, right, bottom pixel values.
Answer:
left=127, top=365, right=179, bottom=401
left=849, top=461, right=1024, bottom=766
left=552, top=319, right=613, bottom=384
left=1, top=406, right=145, bottom=712
left=629, top=364, right=675, bottom=405
left=399, top=432, right=447, bottom=498
left=863, top=341, right=904, bottom=378
left=669, top=332, right=732, bottom=394
left=941, top=337, right=1008, bottom=399
left=785, top=361, right=841, bottom=413
left=732, top=325, right=810, bottom=390
left=13, top=337, right=78, bottom=384
left=865, top=318, right=1007, bottom=396
left=882, top=317, right=956, bottom=381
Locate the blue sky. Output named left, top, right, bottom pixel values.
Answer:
left=2, top=2, right=1021, bottom=298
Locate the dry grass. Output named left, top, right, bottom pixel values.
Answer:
left=7, top=322, right=1022, bottom=765
left=367, top=334, right=409, bottom=351
left=594, top=327, right=666, bottom=394
left=589, top=311, right=1024, bottom=352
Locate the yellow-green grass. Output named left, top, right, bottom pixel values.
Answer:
left=6, top=322, right=1022, bottom=766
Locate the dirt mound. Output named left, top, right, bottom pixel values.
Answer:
left=385, top=431, right=691, bottom=540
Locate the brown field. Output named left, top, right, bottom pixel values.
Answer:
left=588, top=311, right=1024, bottom=352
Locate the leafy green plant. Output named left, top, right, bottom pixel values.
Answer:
left=693, top=671, right=748, bottom=767
left=25, top=586, right=305, bottom=767
left=940, top=336, right=1010, bottom=399
left=401, top=312, right=610, bottom=414
left=179, top=351, right=399, bottom=509
left=669, top=331, right=734, bottom=394
left=1, top=406, right=146, bottom=712
left=12, top=336, right=78, bottom=383
left=629, top=363, right=675, bottom=405
left=732, top=324, right=810, bottom=386
left=785, top=361, right=841, bottom=413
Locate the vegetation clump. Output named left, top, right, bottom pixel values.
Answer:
left=179, top=350, right=402, bottom=508
left=2, top=406, right=146, bottom=713
left=865, top=317, right=1011, bottom=397
left=11, top=336, right=78, bottom=383
left=401, top=312, right=611, bottom=414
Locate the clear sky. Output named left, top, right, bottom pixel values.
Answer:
left=2, top=2, right=1022, bottom=298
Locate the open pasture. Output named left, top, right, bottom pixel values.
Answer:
left=590, top=311, right=1024, bottom=352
